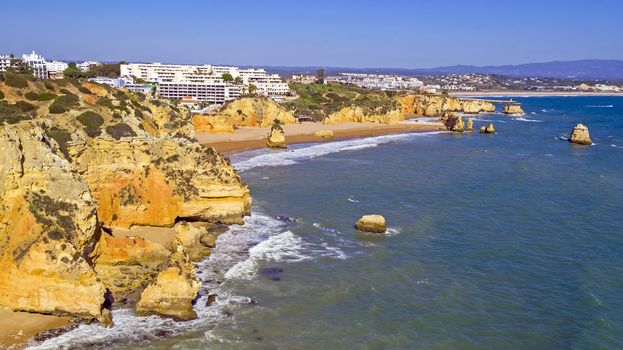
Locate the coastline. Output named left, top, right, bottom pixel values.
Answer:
left=451, top=90, right=622, bottom=97
left=0, top=308, right=69, bottom=348
left=197, top=120, right=443, bottom=155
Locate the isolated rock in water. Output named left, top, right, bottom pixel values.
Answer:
left=266, top=126, right=287, bottom=148
left=0, top=125, right=110, bottom=325
left=480, top=123, right=495, bottom=134
left=69, top=138, right=251, bottom=228
left=503, top=104, right=525, bottom=115
left=90, top=234, right=172, bottom=304
left=568, top=123, right=592, bottom=145
left=355, top=215, right=387, bottom=233
left=466, top=118, right=474, bottom=131
left=136, top=246, right=201, bottom=320
left=313, top=130, right=335, bottom=139
left=443, top=113, right=465, bottom=132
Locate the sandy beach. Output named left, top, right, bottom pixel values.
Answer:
left=197, top=120, right=443, bottom=154
left=0, top=308, right=69, bottom=348
left=451, top=90, right=622, bottom=97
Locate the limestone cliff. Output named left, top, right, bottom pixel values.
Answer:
left=192, top=97, right=295, bottom=133
left=0, top=125, right=110, bottom=325
left=442, top=113, right=465, bottom=132
left=397, top=94, right=495, bottom=117
left=503, top=104, right=525, bottom=115
left=69, top=138, right=251, bottom=228
left=323, top=106, right=403, bottom=124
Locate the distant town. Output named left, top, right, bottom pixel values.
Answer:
left=1, top=50, right=622, bottom=111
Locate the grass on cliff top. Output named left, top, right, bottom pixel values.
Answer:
left=284, top=83, right=401, bottom=121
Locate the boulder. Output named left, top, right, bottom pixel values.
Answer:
left=0, top=125, right=110, bottom=325
left=480, top=123, right=495, bottom=134
left=175, top=221, right=223, bottom=261
left=568, top=123, right=592, bottom=145
left=312, top=130, right=334, bottom=139
left=503, top=104, right=525, bottom=115
left=266, top=126, right=287, bottom=148
left=466, top=118, right=474, bottom=131
left=136, top=246, right=201, bottom=320
left=355, top=215, right=387, bottom=233
left=443, top=113, right=465, bottom=132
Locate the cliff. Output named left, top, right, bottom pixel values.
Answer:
left=323, top=106, right=403, bottom=125
left=503, top=104, right=525, bottom=115
left=0, top=76, right=251, bottom=325
left=192, top=97, right=295, bottom=133
left=397, top=94, right=495, bottom=117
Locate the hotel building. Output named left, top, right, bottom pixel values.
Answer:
left=22, top=51, right=48, bottom=79
left=120, top=62, right=289, bottom=103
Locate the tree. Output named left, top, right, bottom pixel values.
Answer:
left=68, top=62, right=77, bottom=68
left=63, top=67, right=84, bottom=79
left=248, top=84, right=257, bottom=94
left=234, top=76, right=243, bottom=84
left=222, top=73, right=234, bottom=83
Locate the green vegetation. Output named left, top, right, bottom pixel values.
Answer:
left=45, top=127, right=72, bottom=159
left=48, top=93, right=80, bottom=114
left=0, top=90, right=5, bottom=100
left=222, top=73, right=234, bottom=83
left=77, top=111, right=104, bottom=137
left=24, top=91, right=57, bottom=101
left=0, top=101, right=31, bottom=124
left=78, top=86, right=92, bottom=94
left=63, top=62, right=122, bottom=79
left=3, top=72, right=33, bottom=88
left=15, top=101, right=36, bottom=112
left=284, top=83, right=401, bottom=121
left=106, top=123, right=137, bottom=140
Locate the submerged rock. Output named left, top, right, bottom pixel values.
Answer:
left=503, top=104, right=525, bottom=115
left=136, top=246, right=200, bottom=320
left=355, top=215, right=387, bottom=233
left=568, top=123, right=592, bottom=145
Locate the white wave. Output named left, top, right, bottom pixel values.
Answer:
left=585, top=105, right=613, bottom=108
left=611, top=144, right=623, bottom=149
left=347, top=196, right=359, bottom=203
left=530, top=112, right=537, bottom=115
left=512, top=117, right=543, bottom=122
left=339, top=143, right=378, bottom=152
left=386, top=227, right=401, bottom=236
left=232, top=131, right=447, bottom=171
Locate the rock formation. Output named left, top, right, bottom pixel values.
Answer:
left=442, top=113, right=465, bottom=132
left=397, top=94, right=495, bottom=117
left=503, top=104, right=525, bottom=115
left=355, top=215, right=387, bottom=233
left=568, top=123, right=592, bottom=145
left=136, top=246, right=200, bottom=320
left=174, top=221, right=222, bottom=261
left=0, top=125, right=111, bottom=325
left=312, top=130, right=335, bottom=139
left=266, top=124, right=287, bottom=148
left=192, top=97, right=295, bottom=133
left=480, top=123, right=496, bottom=134
left=323, top=106, right=403, bottom=125
left=466, top=118, right=474, bottom=131
left=461, top=99, right=496, bottom=114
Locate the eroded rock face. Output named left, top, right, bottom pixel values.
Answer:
left=398, top=94, right=495, bottom=117
left=90, top=235, right=172, bottom=304
left=175, top=221, right=223, bottom=261
left=355, top=215, right=387, bottom=233
left=323, top=106, right=403, bottom=125
left=69, top=138, right=251, bottom=228
left=503, top=104, right=525, bottom=115
left=569, top=123, right=592, bottom=145
left=0, top=125, right=110, bottom=325
left=461, top=100, right=496, bottom=114
left=136, top=246, right=200, bottom=320
left=266, top=127, right=287, bottom=148
left=442, top=113, right=465, bottom=132
left=192, top=97, right=295, bottom=133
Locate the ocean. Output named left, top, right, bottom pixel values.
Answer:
left=32, top=96, right=623, bottom=349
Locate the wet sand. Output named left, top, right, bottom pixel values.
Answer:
left=197, top=120, right=443, bottom=154
left=0, top=308, right=69, bottom=348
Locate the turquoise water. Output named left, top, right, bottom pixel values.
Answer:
left=33, top=97, right=623, bottom=349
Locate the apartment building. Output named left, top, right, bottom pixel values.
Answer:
left=77, top=61, right=101, bottom=72
left=120, top=62, right=289, bottom=102
left=46, top=60, right=68, bottom=73
left=22, top=51, right=48, bottom=79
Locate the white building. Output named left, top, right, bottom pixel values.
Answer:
left=327, top=73, right=424, bottom=90
left=0, top=55, right=11, bottom=72
left=22, top=51, right=47, bottom=79
left=77, top=61, right=101, bottom=72
left=120, top=62, right=289, bottom=102
left=46, top=60, right=68, bottom=73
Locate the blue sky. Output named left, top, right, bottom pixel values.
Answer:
left=1, top=0, right=621, bottom=68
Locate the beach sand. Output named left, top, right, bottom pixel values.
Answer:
left=0, top=308, right=69, bottom=349
left=197, top=120, right=443, bottom=154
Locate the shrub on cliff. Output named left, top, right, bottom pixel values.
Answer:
left=15, top=101, right=36, bottom=113
left=45, top=127, right=72, bottom=159
left=0, top=90, right=4, bottom=100
left=3, top=72, right=31, bottom=88
left=0, top=101, right=30, bottom=124
left=25, top=92, right=39, bottom=100
left=77, top=111, right=104, bottom=133
left=78, top=86, right=92, bottom=94
left=49, top=93, right=80, bottom=114
left=36, top=92, right=57, bottom=101
left=106, top=123, right=137, bottom=140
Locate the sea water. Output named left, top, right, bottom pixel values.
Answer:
left=31, top=96, right=623, bottom=349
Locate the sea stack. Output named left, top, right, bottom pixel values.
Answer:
left=503, top=104, right=525, bottom=115
left=480, top=123, right=495, bottom=134
left=355, top=215, right=387, bottom=234
left=266, top=124, right=287, bottom=148
left=443, top=113, right=465, bottom=132
left=568, top=123, right=592, bottom=145
left=466, top=118, right=474, bottom=131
